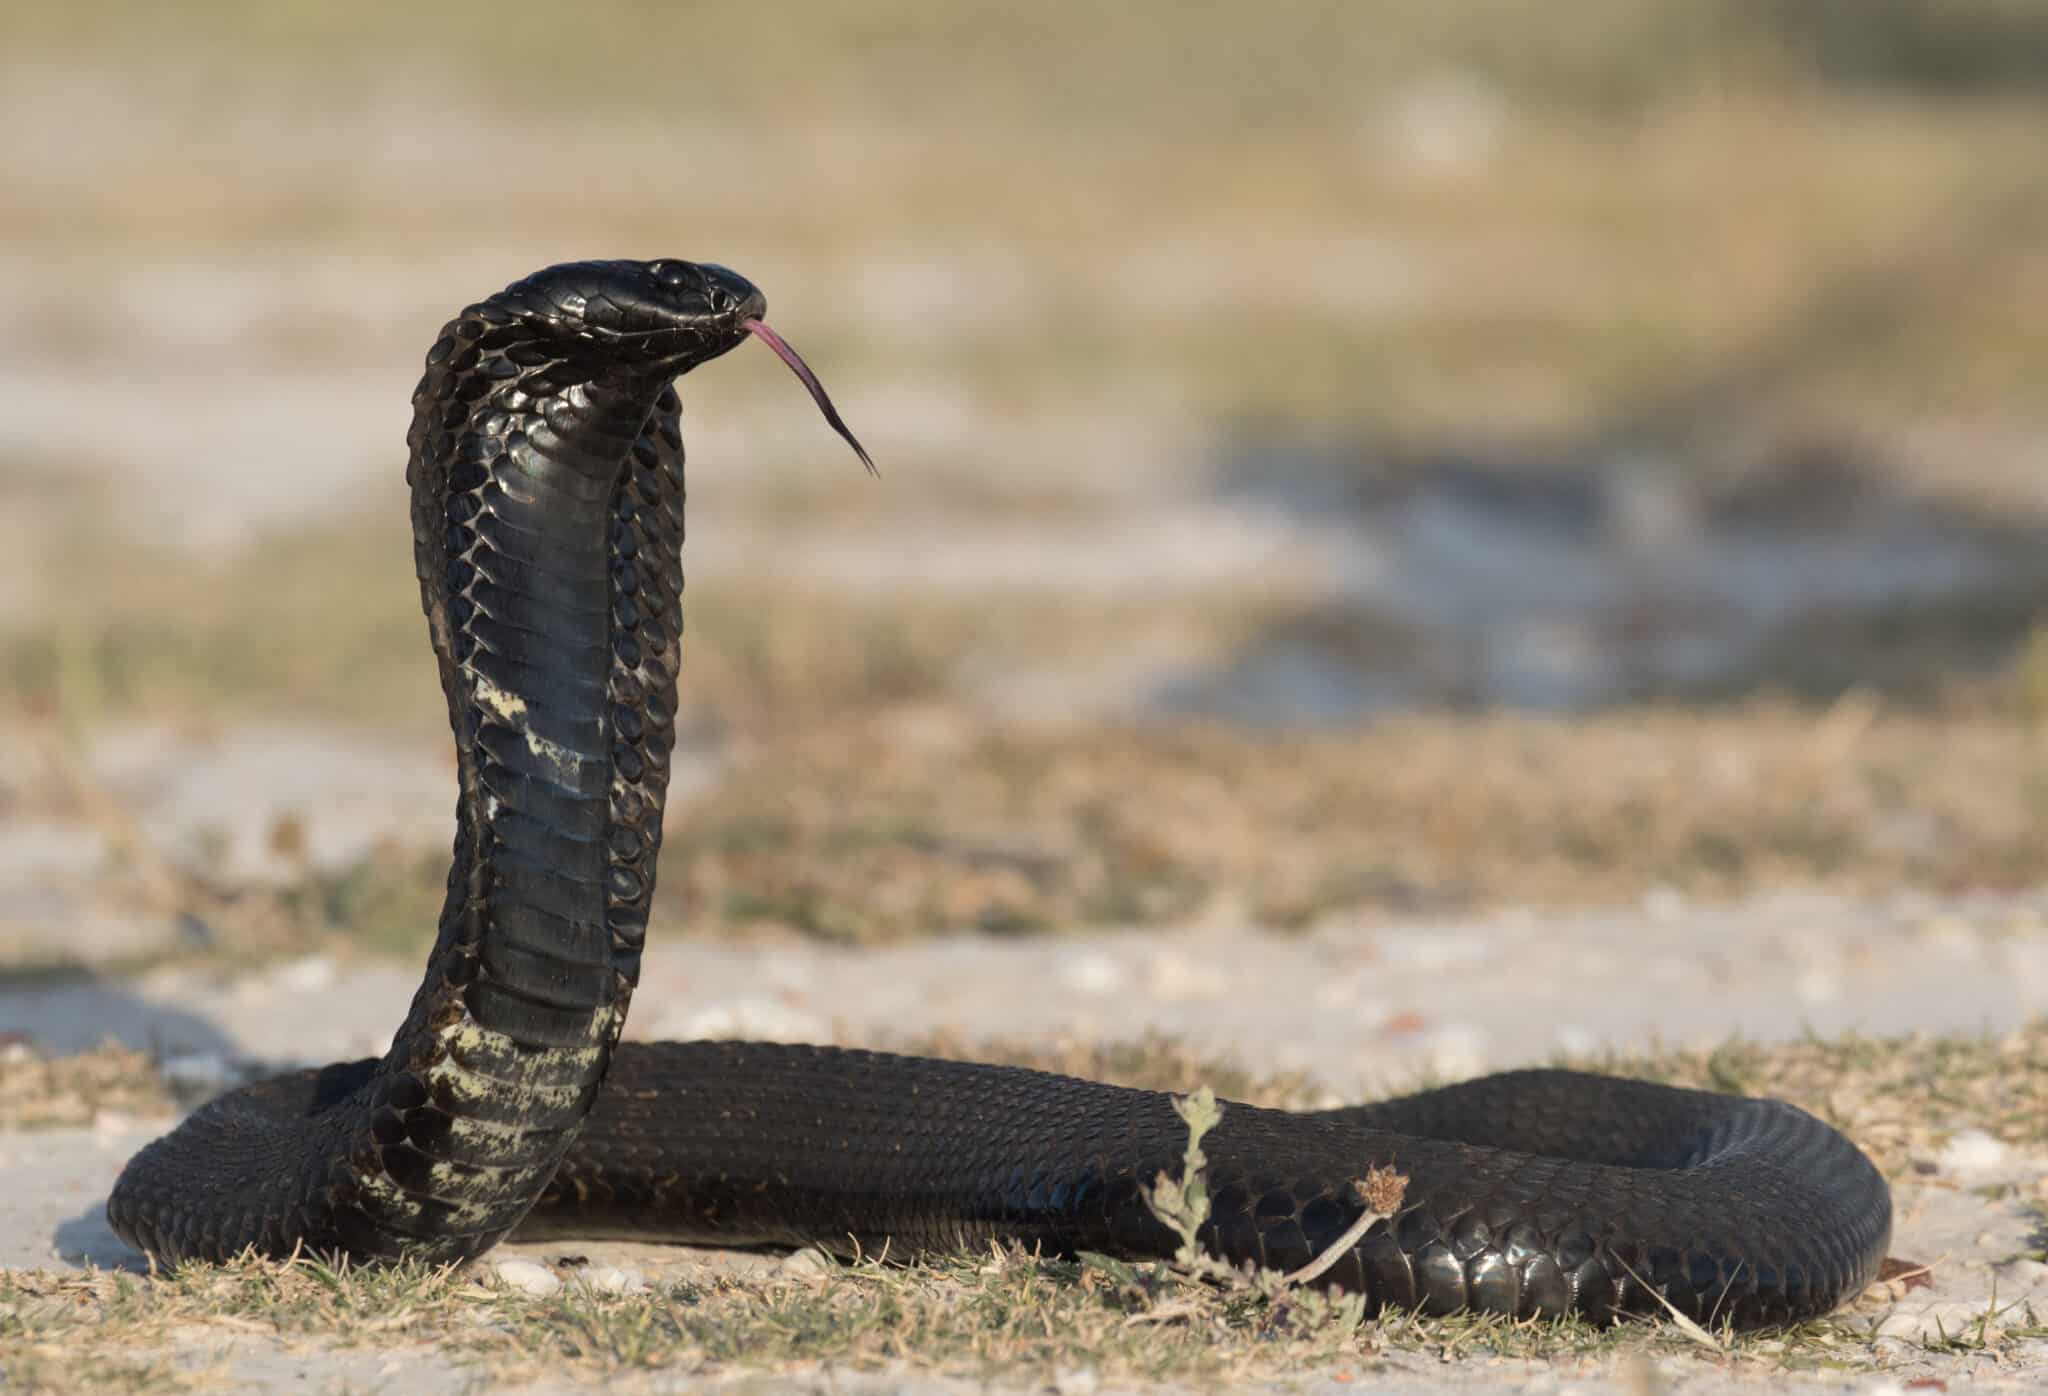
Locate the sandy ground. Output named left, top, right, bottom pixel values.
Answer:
left=3, top=718, right=2048, bottom=1390
left=5, top=883, right=2048, bottom=1392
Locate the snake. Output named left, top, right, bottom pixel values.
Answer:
left=106, top=257, right=1891, bottom=1327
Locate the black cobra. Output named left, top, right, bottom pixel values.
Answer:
left=107, top=258, right=1891, bottom=1327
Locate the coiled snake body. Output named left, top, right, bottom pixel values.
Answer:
left=107, top=259, right=1890, bottom=1327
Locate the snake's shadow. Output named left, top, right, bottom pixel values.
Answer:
left=0, top=976, right=240, bottom=1059
left=55, top=1205, right=149, bottom=1273
left=2, top=976, right=246, bottom=1272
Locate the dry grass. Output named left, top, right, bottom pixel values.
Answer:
left=8, top=680, right=2043, bottom=968
left=6, top=6, right=2048, bottom=509
left=0, top=1041, right=170, bottom=1131
left=659, top=693, right=2048, bottom=941
left=1, top=1024, right=2042, bottom=1392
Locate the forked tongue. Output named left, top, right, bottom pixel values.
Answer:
left=744, top=319, right=876, bottom=475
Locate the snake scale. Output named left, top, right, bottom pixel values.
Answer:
left=107, top=258, right=1891, bottom=1327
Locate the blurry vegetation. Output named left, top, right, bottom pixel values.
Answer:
left=1762, top=0, right=2048, bottom=91
left=3, top=501, right=2045, bottom=960
left=50, top=681, right=2044, bottom=961
left=8, top=0, right=2048, bottom=474
left=10, top=1, right=2048, bottom=117
left=656, top=691, right=2048, bottom=942
left=1, top=0, right=2044, bottom=966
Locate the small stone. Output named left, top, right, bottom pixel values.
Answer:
left=1993, top=1258, right=2048, bottom=1293
left=1872, top=1300, right=2002, bottom=1342
left=576, top=1265, right=645, bottom=1295
left=1935, top=1128, right=2008, bottom=1176
left=494, top=1259, right=562, bottom=1297
left=775, top=1248, right=833, bottom=1277
left=1052, top=1367, right=1099, bottom=1396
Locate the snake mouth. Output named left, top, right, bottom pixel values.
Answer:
left=744, top=318, right=876, bottom=476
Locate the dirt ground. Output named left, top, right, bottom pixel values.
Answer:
left=4, top=876, right=2047, bottom=1392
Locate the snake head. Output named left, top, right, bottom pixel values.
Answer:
left=487, top=258, right=871, bottom=472
left=490, top=258, right=764, bottom=371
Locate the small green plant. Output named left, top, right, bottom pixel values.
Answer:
left=1137, top=1086, right=1405, bottom=1335
left=1142, top=1086, right=1223, bottom=1275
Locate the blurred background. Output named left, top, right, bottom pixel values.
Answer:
left=2, top=0, right=2046, bottom=985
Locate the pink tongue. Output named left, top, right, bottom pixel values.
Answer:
left=744, top=318, right=876, bottom=475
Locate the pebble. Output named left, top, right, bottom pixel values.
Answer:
left=775, top=1248, right=833, bottom=1278
left=1872, top=1300, right=1998, bottom=1341
left=575, top=1264, right=645, bottom=1296
left=1935, top=1128, right=2008, bottom=1176
left=1993, top=1258, right=2048, bottom=1292
left=493, top=1259, right=562, bottom=1298
left=1051, top=1367, right=1098, bottom=1396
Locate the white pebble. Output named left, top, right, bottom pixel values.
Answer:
left=576, top=1265, right=645, bottom=1296
left=776, top=1248, right=833, bottom=1277
left=1052, top=1367, right=1099, bottom=1396
left=1994, top=1258, right=2048, bottom=1293
left=493, top=1259, right=562, bottom=1297
left=1935, top=1128, right=2008, bottom=1176
left=1872, top=1300, right=1998, bottom=1342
